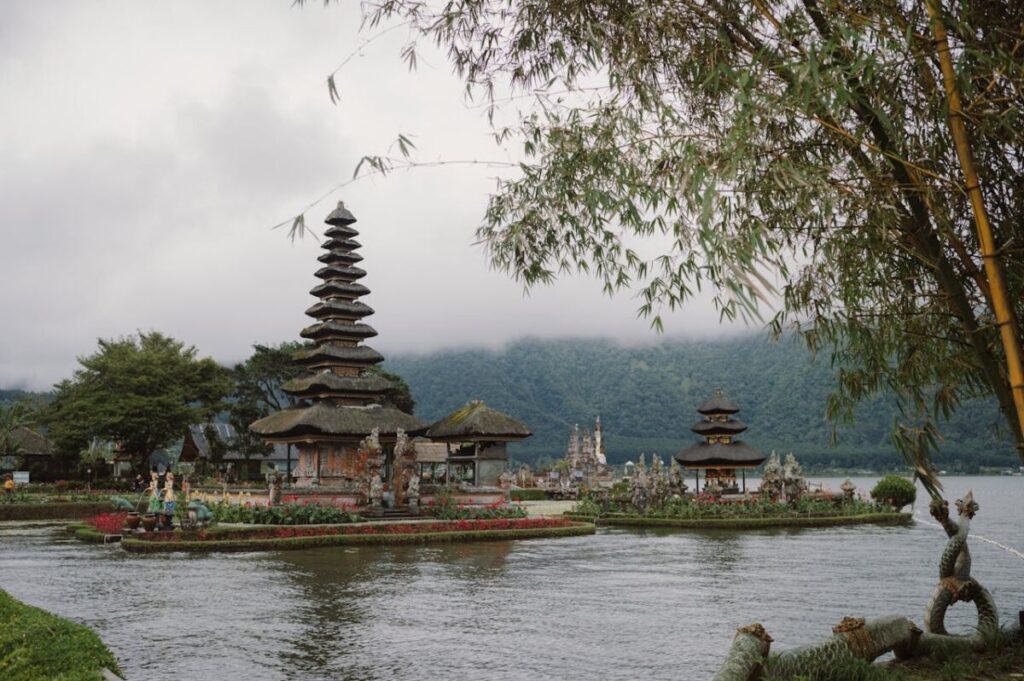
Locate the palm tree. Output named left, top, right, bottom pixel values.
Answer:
left=0, top=402, right=33, bottom=468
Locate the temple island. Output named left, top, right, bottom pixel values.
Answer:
left=250, top=203, right=530, bottom=510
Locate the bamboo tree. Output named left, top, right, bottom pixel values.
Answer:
left=925, top=0, right=1024, bottom=462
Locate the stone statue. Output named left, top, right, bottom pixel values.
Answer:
left=268, top=468, right=283, bottom=506
left=782, top=453, right=808, bottom=503
left=631, top=478, right=648, bottom=514
left=668, top=459, right=687, bottom=497
left=369, top=474, right=383, bottom=511
left=406, top=475, right=420, bottom=511
left=650, top=455, right=667, bottom=508
left=761, top=451, right=784, bottom=500
left=840, top=478, right=856, bottom=502
left=498, top=470, right=514, bottom=491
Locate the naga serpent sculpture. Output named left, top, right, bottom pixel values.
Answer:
left=922, top=491, right=998, bottom=642
left=712, top=490, right=1019, bottom=680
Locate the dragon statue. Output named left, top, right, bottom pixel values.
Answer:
left=712, top=490, right=1019, bottom=680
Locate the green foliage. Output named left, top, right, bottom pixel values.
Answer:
left=870, top=476, right=917, bottom=510
left=509, top=488, right=548, bottom=501
left=0, top=401, right=42, bottom=469
left=321, top=0, right=1024, bottom=473
left=369, top=366, right=416, bottom=414
left=209, top=501, right=360, bottom=525
left=0, top=588, right=120, bottom=681
left=429, top=498, right=528, bottom=520
left=386, top=336, right=1017, bottom=469
left=228, top=342, right=307, bottom=460
left=44, top=332, right=231, bottom=470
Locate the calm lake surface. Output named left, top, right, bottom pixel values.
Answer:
left=2, top=476, right=1022, bottom=680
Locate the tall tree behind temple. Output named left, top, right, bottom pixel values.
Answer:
left=45, top=332, right=231, bottom=471
left=306, top=0, right=1024, bottom=476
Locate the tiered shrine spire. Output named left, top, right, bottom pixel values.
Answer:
left=250, top=203, right=425, bottom=440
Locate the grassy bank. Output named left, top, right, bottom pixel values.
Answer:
left=121, top=521, right=595, bottom=553
left=0, top=588, right=120, bottom=681
left=563, top=512, right=912, bottom=529
left=889, top=639, right=1024, bottom=680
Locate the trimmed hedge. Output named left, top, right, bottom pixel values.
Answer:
left=0, top=502, right=129, bottom=521
left=64, top=524, right=120, bottom=544
left=122, top=522, right=595, bottom=553
left=509, top=489, right=549, bottom=501
left=562, top=512, right=912, bottom=529
left=0, top=588, right=121, bottom=681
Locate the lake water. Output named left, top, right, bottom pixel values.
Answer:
left=2, top=476, right=1022, bottom=680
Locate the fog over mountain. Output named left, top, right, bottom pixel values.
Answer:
left=0, top=1, right=746, bottom=390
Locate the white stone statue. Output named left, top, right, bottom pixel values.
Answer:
left=782, top=453, right=808, bottom=502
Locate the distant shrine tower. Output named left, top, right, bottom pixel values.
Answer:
left=674, top=389, right=765, bottom=493
left=564, top=416, right=608, bottom=482
left=250, top=203, right=426, bottom=488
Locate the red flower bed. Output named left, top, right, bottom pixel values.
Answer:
left=86, top=512, right=128, bottom=535
left=136, top=517, right=572, bottom=542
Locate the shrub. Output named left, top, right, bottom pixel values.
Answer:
left=209, top=501, right=360, bottom=525
left=509, top=489, right=548, bottom=501
left=870, top=475, right=917, bottom=509
left=430, top=500, right=527, bottom=520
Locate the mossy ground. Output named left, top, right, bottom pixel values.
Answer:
left=0, top=588, right=121, bottom=681
left=888, top=640, right=1024, bottom=681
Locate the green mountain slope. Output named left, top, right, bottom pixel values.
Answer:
left=385, top=335, right=1018, bottom=472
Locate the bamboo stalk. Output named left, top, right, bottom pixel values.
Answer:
left=926, top=0, right=1024, bottom=463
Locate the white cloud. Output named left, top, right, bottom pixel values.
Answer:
left=0, top=1, right=752, bottom=390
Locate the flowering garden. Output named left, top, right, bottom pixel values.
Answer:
left=210, top=501, right=361, bottom=525
left=71, top=512, right=594, bottom=553
left=567, top=493, right=911, bottom=529
left=118, top=517, right=593, bottom=553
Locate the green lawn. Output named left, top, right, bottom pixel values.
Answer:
left=0, top=589, right=121, bottom=681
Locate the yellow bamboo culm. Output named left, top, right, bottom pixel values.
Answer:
left=926, top=0, right=1024, bottom=463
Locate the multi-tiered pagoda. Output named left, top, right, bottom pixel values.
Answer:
left=250, top=202, right=426, bottom=489
left=674, top=389, right=766, bottom=494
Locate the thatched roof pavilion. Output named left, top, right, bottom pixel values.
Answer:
left=426, top=400, right=532, bottom=442
left=675, top=389, right=765, bottom=493
left=425, top=401, right=531, bottom=487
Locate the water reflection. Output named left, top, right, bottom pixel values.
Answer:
left=0, top=477, right=1021, bottom=680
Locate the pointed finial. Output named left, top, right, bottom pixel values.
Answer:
left=325, top=201, right=357, bottom=226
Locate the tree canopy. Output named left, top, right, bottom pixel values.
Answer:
left=45, top=332, right=231, bottom=470
left=306, top=0, right=1024, bottom=475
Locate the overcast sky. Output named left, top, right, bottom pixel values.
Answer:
left=0, top=1, right=754, bottom=390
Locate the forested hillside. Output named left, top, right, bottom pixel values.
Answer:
left=386, top=336, right=1019, bottom=472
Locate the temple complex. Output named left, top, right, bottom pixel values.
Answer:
left=674, top=389, right=766, bottom=493
left=250, top=202, right=428, bottom=494
left=565, top=417, right=610, bottom=485
left=425, top=400, right=531, bottom=487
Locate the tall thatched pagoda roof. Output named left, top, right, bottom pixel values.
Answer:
left=250, top=403, right=426, bottom=440
left=249, top=201, right=417, bottom=443
left=425, top=400, right=532, bottom=442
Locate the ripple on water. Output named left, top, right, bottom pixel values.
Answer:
left=1, top=476, right=1022, bottom=680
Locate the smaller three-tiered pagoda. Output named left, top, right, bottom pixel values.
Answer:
left=674, top=389, right=766, bottom=493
